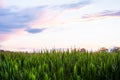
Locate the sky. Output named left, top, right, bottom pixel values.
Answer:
left=0, top=0, right=120, bottom=51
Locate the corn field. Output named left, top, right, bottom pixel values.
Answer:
left=0, top=49, right=120, bottom=80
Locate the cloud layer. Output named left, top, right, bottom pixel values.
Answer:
left=0, top=0, right=90, bottom=34
left=0, top=6, right=47, bottom=41
left=1, top=0, right=120, bottom=51
left=0, top=7, right=44, bottom=33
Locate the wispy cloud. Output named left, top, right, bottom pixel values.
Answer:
left=57, top=0, right=91, bottom=9
left=28, top=0, right=91, bottom=29
left=101, top=10, right=120, bottom=16
left=82, top=10, right=120, bottom=20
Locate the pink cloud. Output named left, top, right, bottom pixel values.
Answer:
left=29, top=9, right=62, bottom=28
left=29, top=8, right=86, bottom=28
left=28, top=5, right=89, bottom=28
left=0, top=28, right=26, bottom=42
left=0, top=0, right=5, bottom=8
left=29, top=8, right=120, bottom=30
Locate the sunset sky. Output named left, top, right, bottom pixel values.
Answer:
left=0, top=0, right=120, bottom=51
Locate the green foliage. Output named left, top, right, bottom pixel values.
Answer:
left=0, top=50, right=120, bottom=80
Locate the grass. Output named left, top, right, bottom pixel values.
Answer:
left=0, top=49, right=120, bottom=80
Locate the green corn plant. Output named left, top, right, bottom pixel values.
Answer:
left=73, top=64, right=78, bottom=80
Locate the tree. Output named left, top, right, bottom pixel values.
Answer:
left=110, top=47, right=120, bottom=53
left=98, top=47, right=108, bottom=52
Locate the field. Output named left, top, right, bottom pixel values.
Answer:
left=0, top=49, right=120, bottom=80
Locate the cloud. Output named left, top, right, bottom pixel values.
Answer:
left=82, top=10, right=120, bottom=20
left=2, top=0, right=90, bottom=32
left=0, top=6, right=47, bottom=42
left=25, top=28, right=46, bottom=34
left=0, top=28, right=26, bottom=42
left=58, top=0, right=91, bottom=9
left=0, top=0, right=5, bottom=7
left=101, top=10, right=120, bottom=16
left=0, top=0, right=91, bottom=42
left=0, top=7, right=45, bottom=34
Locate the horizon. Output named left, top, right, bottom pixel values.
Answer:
left=0, top=0, right=120, bottom=51
left=0, top=45, right=119, bottom=52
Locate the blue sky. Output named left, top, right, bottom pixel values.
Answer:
left=0, top=0, right=120, bottom=51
